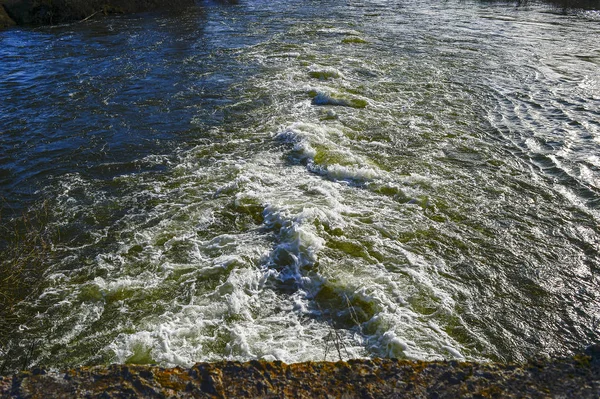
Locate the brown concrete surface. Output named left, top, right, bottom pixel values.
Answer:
left=1, top=346, right=599, bottom=398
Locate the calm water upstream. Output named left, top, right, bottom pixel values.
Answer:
left=0, top=0, right=599, bottom=369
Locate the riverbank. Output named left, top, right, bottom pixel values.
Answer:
left=0, top=0, right=194, bottom=28
left=2, top=348, right=599, bottom=398
left=1, top=0, right=599, bottom=29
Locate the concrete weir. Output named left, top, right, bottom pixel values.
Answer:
left=1, top=348, right=600, bottom=398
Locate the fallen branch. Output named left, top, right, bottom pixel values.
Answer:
left=79, top=10, right=101, bottom=23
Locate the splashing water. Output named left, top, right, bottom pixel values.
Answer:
left=0, top=0, right=599, bottom=370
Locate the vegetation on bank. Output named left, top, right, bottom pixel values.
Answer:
left=532, top=0, right=599, bottom=8
left=0, top=0, right=195, bottom=27
left=495, top=0, right=600, bottom=9
left=545, top=0, right=600, bottom=9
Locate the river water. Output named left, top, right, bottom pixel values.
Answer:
left=0, top=0, right=599, bottom=369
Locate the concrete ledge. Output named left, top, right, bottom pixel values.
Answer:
left=1, top=348, right=600, bottom=398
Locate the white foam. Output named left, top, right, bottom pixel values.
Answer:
left=308, top=65, right=345, bottom=80
left=442, top=345, right=465, bottom=359
left=97, top=136, right=473, bottom=367
left=579, top=163, right=599, bottom=189
left=276, top=122, right=387, bottom=183
left=23, top=10, right=551, bottom=369
left=321, top=163, right=381, bottom=181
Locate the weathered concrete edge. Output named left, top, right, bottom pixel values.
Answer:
left=1, top=348, right=599, bottom=398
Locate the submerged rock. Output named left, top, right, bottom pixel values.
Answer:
left=0, top=0, right=194, bottom=27
left=1, top=353, right=599, bottom=398
left=310, top=91, right=368, bottom=109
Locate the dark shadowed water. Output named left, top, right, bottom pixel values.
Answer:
left=0, top=0, right=599, bottom=370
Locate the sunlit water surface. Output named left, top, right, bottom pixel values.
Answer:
left=0, top=0, right=599, bottom=369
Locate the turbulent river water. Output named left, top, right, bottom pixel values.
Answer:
left=1, top=0, right=599, bottom=370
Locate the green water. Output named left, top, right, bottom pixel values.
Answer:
left=0, top=0, right=599, bottom=371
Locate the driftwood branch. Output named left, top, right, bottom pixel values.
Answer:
left=79, top=10, right=101, bottom=23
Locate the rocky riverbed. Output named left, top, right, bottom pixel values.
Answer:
left=2, top=347, right=599, bottom=398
